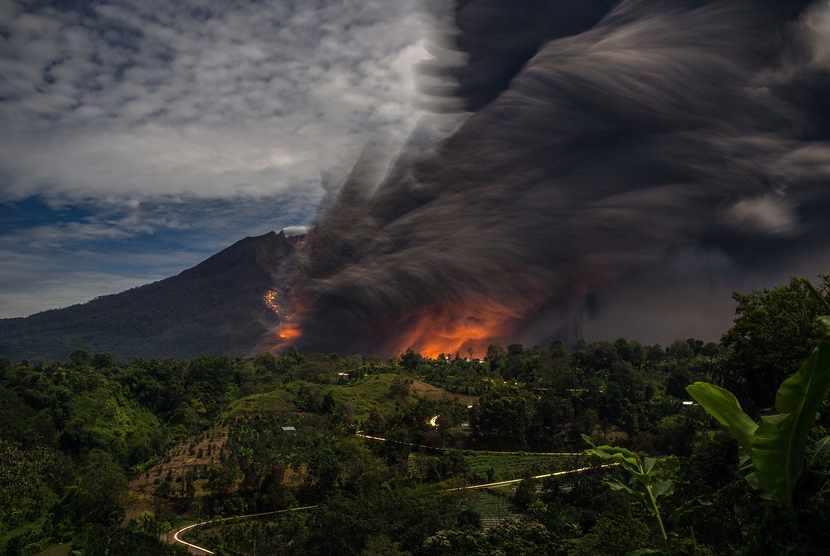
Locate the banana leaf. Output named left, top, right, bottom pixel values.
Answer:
left=604, top=477, right=646, bottom=508
left=813, top=436, right=830, bottom=464
left=651, top=480, right=675, bottom=499
left=793, top=469, right=829, bottom=506
left=583, top=434, right=648, bottom=482
left=686, top=382, right=757, bottom=457
left=666, top=496, right=711, bottom=535
left=752, top=340, right=830, bottom=507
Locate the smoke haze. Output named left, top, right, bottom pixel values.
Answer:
left=273, top=0, right=830, bottom=357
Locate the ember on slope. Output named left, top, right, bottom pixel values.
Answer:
left=265, top=0, right=830, bottom=358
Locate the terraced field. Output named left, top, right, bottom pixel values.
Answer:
left=464, top=451, right=589, bottom=483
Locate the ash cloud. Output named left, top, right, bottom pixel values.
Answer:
left=279, top=0, right=830, bottom=356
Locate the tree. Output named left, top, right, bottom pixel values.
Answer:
left=665, top=366, right=693, bottom=399
left=719, top=276, right=830, bottom=415
left=69, top=349, right=92, bottom=367
left=667, top=339, right=693, bottom=360
left=471, top=386, right=528, bottom=450
left=507, top=343, right=525, bottom=357
left=388, top=376, right=413, bottom=399
left=685, top=338, right=704, bottom=356
left=400, top=348, right=423, bottom=371
left=485, top=520, right=552, bottom=556
left=578, top=341, right=618, bottom=376
left=645, top=344, right=664, bottom=364
left=360, top=535, right=412, bottom=556
left=281, top=344, right=305, bottom=367
left=614, top=338, right=634, bottom=362
left=608, top=360, right=646, bottom=403
left=687, top=305, right=830, bottom=510
left=92, top=352, right=117, bottom=369
left=513, top=477, right=538, bottom=508
left=254, top=352, right=280, bottom=374
left=62, top=449, right=128, bottom=524
left=486, top=343, right=507, bottom=362
left=303, top=488, right=460, bottom=555
left=422, top=529, right=484, bottom=556
left=295, top=384, right=324, bottom=412
left=206, top=464, right=238, bottom=494
left=321, top=390, right=336, bottom=413
left=615, top=338, right=647, bottom=367
left=700, top=342, right=721, bottom=357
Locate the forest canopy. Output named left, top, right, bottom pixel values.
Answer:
left=1, top=277, right=829, bottom=555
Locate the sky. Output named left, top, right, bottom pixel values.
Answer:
left=0, top=0, right=428, bottom=318
left=4, top=0, right=830, bottom=352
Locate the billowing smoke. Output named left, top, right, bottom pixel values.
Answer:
left=270, top=0, right=830, bottom=357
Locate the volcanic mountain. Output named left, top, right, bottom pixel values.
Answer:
left=0, top=231, right=299, bottom=362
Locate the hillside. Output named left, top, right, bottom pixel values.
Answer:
left=3, top=298, right=829, bottom=555
left=0, top=231, right=298, bottom=361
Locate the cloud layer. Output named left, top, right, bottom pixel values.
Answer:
left=0, top=0, right=427, bottom=317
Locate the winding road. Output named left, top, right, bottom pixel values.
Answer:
left=166, top=433, right=613, bottom=553
left=166, top=506, right=318, bottom=555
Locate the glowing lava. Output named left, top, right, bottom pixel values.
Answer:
left=263, top=291, right=280, bottom=314
left=390, top=299, right=521, bottom=358
left=276, top=322, right=302, bottom=341
left=266, top=281, right=523, bottom=359
left=263, top=284, right=306, bottom=353
left=266, top=318, right=304, bottom=356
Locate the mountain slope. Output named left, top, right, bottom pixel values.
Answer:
left=0, top=231, right=297, bottom=361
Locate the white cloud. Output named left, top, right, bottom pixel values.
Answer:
left=0, top=0, right=428, bottom=204
left=0, top=0, right=429, bottom=316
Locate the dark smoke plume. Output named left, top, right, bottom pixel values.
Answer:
left=272, top=0, right=830, bottom=357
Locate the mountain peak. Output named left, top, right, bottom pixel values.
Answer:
left=0, top=232, right=300, bottom=362
left=176, top=231, right=295, bottom=282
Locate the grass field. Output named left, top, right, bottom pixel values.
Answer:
left=224, top=389, right=295, bottom=416
left=222, top=374, right=406, bottom=421
left=410, top=379, right=478, bottom=406
left=223, top=373, right=474, bottom=423
left=328, top=374, right=411, bottom=422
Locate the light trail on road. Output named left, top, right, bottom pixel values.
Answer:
left=168, top=505, right=318, bottom=555
left=446, top=463, right=618, bottom=491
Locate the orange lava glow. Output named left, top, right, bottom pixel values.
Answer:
left=263, top=285, right=307, bottom=354
left=266, top=288, right=522, bottom=359
left=263, top=291, right=280, bottom=314
left=391, top=300, right=520, bottom=358
left=276, top=322, right=302, bottom=341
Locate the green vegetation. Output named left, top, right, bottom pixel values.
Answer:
left=463, top=452, right=587, bottom=483
left=583, top=437, right=709, bottom=555
left=688, top=285, right=830, bottom=510
left=0, top=276, right=829, bottom=555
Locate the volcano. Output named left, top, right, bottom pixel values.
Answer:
left=0, top=231, right=299, bottom=362
left=6, top=1, right=830, bottom=362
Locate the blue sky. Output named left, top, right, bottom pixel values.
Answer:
left=0, top=0, right=428, bottom=317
